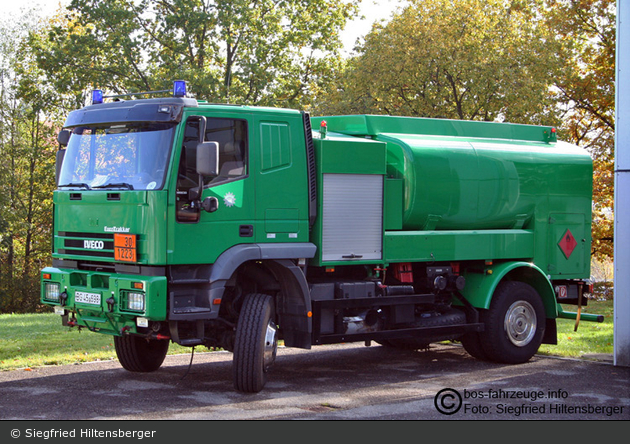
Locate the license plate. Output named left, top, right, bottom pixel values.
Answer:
left=75, top=291, right=101, bottom=305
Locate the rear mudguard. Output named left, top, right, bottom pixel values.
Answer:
left=460, top=262, right=557, bottom=319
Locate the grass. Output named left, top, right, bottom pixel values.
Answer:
left=0, top=313, right=202, bottom=371
left=0, top=299, right=615, bottom=372
left=539, top=299, right=615, bottom=359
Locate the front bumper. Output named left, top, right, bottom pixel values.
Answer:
left=41, top=267, right=167, bottom=336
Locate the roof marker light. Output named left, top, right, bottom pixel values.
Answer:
left=320, top=120, right=327, bottom=139
left=92, top=89, right=104, bottom=105
left=173, top=80, right=186, bottom=97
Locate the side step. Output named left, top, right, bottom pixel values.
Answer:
left=169, top=320, right=205, bottom=347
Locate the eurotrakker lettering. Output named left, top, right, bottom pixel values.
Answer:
left=104, top=226, right=131, bottom=233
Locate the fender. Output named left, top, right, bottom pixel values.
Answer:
left=265, top=260, right=313, bottom=349
left=207, top=243, right=316, bottom=349
left=207, top=243, right=317, bottom=302
left=460, top=261, right=557, bottom=318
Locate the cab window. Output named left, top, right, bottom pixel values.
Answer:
left=176, top=116, right=248, bottom=222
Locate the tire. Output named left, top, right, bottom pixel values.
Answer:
left=233, top=293, right=278, bottom=393
left=380, top=308, right=466, bottom=350
left=481, top=281, right=546, bottom=364
left=461, top=331, right=490, bottom=361
left=114, top=335, right=169, bottom=372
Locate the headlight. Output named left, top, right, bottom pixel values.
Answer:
left=126, top=292, right=145, bottom=311
left=44, top=283, right=61, bottom=302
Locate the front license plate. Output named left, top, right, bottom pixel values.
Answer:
left=75, top=291, right=101, bottom=305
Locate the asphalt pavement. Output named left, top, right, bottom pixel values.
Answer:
left=0, top=341, right=628, bottom=425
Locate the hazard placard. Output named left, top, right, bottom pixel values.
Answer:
left=114, top=233, right=137, bottom=262
left=558, top=229, right=577, bottom=259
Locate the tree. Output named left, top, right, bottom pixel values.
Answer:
left=0, top=14, right=59, bottom=313
left=31, top=0, right=359, bottom=109
left=315, top=0, right=563, bottom=125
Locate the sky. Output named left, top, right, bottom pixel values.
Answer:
left=0, top=0, right=406, bottom=55
left=342, top=0, right=407, bottom=54
left=0, top=0, right=69, bottom=18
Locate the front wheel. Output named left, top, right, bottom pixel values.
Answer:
left=114, top=335, right=169, bottom=372
left=233, top=293, right=278, bottom=393
left=481, top=281, right=546, bottom=364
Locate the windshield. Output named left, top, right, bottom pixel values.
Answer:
left=58, top=123, right=176, bottom=191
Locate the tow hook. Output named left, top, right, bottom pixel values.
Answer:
left=106, top=296, right=115, bottom=313
left=120, top=326, right=131, bottom=335
left=66, top=313, right=78, bottom=328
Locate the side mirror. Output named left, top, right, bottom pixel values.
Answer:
left=202, top=196, right=219, bottom=213
left=55, top=150, right=66, bottom=185
left=57, top=129, right=71, bottom=147
left=196, top=141, right=219, bottom=177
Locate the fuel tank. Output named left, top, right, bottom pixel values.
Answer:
left=311, top=115, right=592, bottom=231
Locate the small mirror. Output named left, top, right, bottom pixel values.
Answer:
left=57, top=129, right=71, bottom=146
left=198, top=117, right=206, bottom=143
left=202, top=196, right=219, bottom=213
left=55, top=150, right=66, bottom=185
left=196, top=141, right=219, bottom=177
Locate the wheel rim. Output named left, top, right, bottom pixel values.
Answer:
left=263, top=319, right=278, bottom=371
left=504, top=301, right=537, bottom=347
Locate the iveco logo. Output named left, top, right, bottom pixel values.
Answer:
left=84, top=240, right=105, bottom=250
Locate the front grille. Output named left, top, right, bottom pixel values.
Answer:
left=59, top=231, right=112, bottom=239
left=58, top=231, right=115, bottom=260
left=64, top=239, right=115, bottom=249
left=58, top=249, right=113, bottom=258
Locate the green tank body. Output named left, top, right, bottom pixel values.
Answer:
left=312, top=115, right=592, bottom=232
left=387, top=135, right=592, bottom=231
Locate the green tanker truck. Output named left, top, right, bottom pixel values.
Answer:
left=41, top=81, right=601, bottom=392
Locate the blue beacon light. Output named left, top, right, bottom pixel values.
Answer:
left=91, top=89, right=104, bottom=105
left=173, top=80, right=186, bottom=97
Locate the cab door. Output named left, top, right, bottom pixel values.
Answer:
left=168, top=111, right=255, bottom=265
left=253, top=113, right=310, bottom=244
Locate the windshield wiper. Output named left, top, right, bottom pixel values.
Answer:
left=58, top=182, right=91, bottom=189
left=92, top=182, right=135, bottom=190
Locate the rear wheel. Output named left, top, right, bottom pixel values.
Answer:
left=481, top=281, right=546, bottom=364
left=461, top=331, right=490, bottom=361
left=114, top=335, right=169, bottom=372
left=233, top=293, right=278, bottom=393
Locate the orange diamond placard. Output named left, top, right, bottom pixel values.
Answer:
left=558, top=229, right=577, bottom=259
